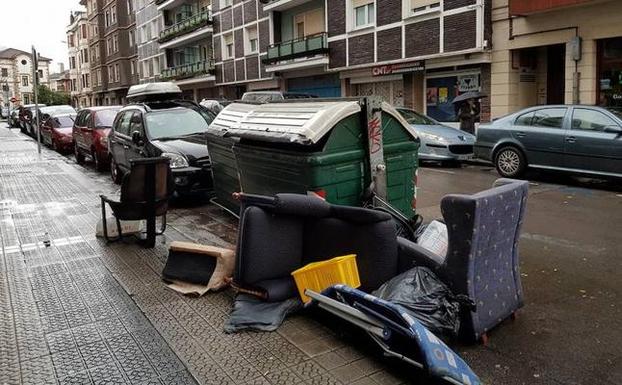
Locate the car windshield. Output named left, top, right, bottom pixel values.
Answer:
left=398, top=109, right=436, bottom=125
left=604, top=107, right=622, bottom=121
left=53, top=116, right=75, bottom=127
left=95, top=109, right=119, bottom=127
left=145, top=107, right=210, bottom=139
left=53, top=106, right=76, bottom=115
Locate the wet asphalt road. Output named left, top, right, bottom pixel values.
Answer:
left=417, top=162, right=622, bottom=385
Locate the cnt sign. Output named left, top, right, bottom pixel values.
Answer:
left=372, top=61, right=425, bottom=76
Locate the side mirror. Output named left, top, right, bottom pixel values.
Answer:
left=131, top=130, right=143, bottom=145
left=604, top=125, right=622, bottom=134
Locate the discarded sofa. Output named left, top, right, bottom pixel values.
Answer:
left=233, top=193, right=418, bottom=301
left=398, top=178, right=529, bottom=342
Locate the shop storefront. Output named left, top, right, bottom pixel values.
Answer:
left=287, top=74, right=340, bottom=97
left=425, top=70, right=481, bottom=123
left=597, top=37, right=622, bottom=109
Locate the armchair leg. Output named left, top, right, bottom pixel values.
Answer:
left=480, top=333, right=489, bottom=346
left=144, top=215, right=156, bottom=249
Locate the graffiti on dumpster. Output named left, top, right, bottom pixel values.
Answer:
left=368, top=115, right=382, bottom=154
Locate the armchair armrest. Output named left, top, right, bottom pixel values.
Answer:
left=397, top=237, right=445, bottom=273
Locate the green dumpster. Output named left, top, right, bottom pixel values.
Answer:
left=207, top=99, right=420, bottom=219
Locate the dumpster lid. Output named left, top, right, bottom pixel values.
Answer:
left=208, top=101, right=362, bottom=144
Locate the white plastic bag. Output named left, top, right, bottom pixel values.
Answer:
left=417, top=220, right=448, bottom=262
left=96, top=218, right=144, bottom=238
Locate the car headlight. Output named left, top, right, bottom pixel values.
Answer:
left=420, top=132, right=447, bottom=144
left=162, top=152, right=189, bottom=169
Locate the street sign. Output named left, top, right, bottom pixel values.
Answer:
left=10, top=97, right=17, bottom=103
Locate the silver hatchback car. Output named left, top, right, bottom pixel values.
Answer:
left=475, top=105, right=622, bottom=178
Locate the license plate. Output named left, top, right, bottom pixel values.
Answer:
left=457, top=155, right=472, bottom=161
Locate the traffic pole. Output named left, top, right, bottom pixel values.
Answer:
left=32, top=46, right=41, bottom=155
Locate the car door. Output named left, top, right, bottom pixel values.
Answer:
left=125, top=111, right=146, bottom=165
left=74, top=111, right=87, bottom=151
left=83, top=112, right=96, bottom=151
left=510, top=107, right=568, bottom=168
left=40, top=116, right=53, bottom=145
left=109, top=111, right=132, bottom=172
left=564, top=107, right=622, bottom=175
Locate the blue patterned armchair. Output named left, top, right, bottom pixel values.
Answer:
left=399, top=178, right=529, bottom=343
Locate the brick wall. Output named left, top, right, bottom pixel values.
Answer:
left=235, top=59, right=245, bottom=81
left=224, top=61, right=235, bottom=83
left=480, top=64, right=491, bottom=122
left=444, top=11, right=476, bottom=52
left=246, top=55, right=259, bottom=79
left=405, top=18, right=440, bottom=57
left=243, top=0, right=257, bottom=23
left=377, top=28, right=402, bottom=62
left=235, top=29, right=244, bottom=58
left=444, top=0, right=476, bottom=11
left=377, top=0, right=402, bottom=26
left=348, top=33, right=374, bottom=66
left=328, top=40, right=346, bottom=69
left=233, top=5, right=243, bottom=27
left=327, top=0, right=345, bottom=37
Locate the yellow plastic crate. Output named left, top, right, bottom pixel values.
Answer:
left=291, top=254, right=361, bottom=303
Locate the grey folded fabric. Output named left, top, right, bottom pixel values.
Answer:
left=224, top=294, right=302, bottom=333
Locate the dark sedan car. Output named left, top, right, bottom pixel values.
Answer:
left=108, top=100, right=215, bottom=195
left=475, top=105, right=622, bottom=178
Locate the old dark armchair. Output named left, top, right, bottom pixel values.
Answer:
left=100, top=157, right=174, bottom=248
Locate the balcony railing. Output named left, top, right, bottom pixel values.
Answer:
left=160, top=60, right=215, bottom=80
left=158, top=10, right=212, bottom=43
left=264, top=32, right=328, bottom=64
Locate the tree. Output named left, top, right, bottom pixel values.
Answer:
left=36, top=85, right=70, bottom=106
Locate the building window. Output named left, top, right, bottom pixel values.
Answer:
left=129, top=30, right=135, bottom=47
left=127, top=0, right=133, bottom=15
left=221, top=0, right=232, bottom=9
left=97, top=69, right=102, bottom=85
left=114, top=63, right=120, bottom=82
left=83, top=49, right=89, bottom=63
left=108, top=66, right=114, bottom=82
left=2, top=68, right=8, bottom=77
left=23, top=94, right=31, bottom=104
left=353, top=1, right=374, bottom=29
left=223, top=33, right=234, bottom=60
left=111, top=5, right=117, bottom=25
left=105, top=10, right=111, bottom=27
left=38, top=69, right=43, bottom=79
left=81, top=24, right=88, bottom=39
left=245, top=26, right=258, bottom=55
left=107, top=38, right=112, bottom=55
left=22, top=76, right=29, bottom=87
left=131, top=60, right=136, bottom=75
left=113, top=34, right=119, bottom=53
left=154, top=56, right=160, bottom=76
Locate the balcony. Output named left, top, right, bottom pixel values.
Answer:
left=160, top=60, right=215, bottom=82
left=264, top=32, right=328, bottom=68
left=263, top=0, right=316, bottom=12
left=158, top=10, right=212, bottom=49
left=509, top=0, right=597, bottom=15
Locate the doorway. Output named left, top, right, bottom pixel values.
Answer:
left=547, top=44, right=566, bottom=104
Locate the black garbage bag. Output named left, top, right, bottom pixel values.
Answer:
left=372, top=266, right=469, bottom=339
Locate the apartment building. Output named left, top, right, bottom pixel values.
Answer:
left=490, top=0, right=622, bottom=117
left=0, top=48, right=51, bottom=106
left=154, top=0, right=215, bottom=100
left=136, top=0, right=166, bottom=83
left=211, top=0, right=492, bottom=122
left=83, top=0, right=139, bottom=106
left=67, top=10, right=93, bottom=107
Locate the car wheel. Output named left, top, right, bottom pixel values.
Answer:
left=74, top=144, right=85, bottom=164
left=92, top=149, right=105, bottom=172
left=110, top=156, right=122, bottom=184
left=495, top=146, right=526, bottom=178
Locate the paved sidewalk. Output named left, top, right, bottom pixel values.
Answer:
left=0, top=126, right=412, bottom=385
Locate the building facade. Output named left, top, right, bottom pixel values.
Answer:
left=135, top=0, right=166, bottom=83
left=210, top=0, right=492, bottom=123
left=0, top=48, right=51, bottom=107
left=49, top=70, right=72, bottom=93
left=156, top=0, right=216, bottom=100
left=83, top=0, right=139, bottom=106
left=68, top=10, right=93, bottom=108
left=490, top=0, right=622, bottom=117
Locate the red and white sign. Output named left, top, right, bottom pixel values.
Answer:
left=372, top=61, right=425, bottom=76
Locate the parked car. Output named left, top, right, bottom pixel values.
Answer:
left=475, top=105, right=622, bottom=178
left=40, top=114, right=76, bottom=152
left=108, top=83, right=216, bottom=195
left=73, top=106, right=122, bottom=171
left=35, top=105, right=76, bottom=140
left=396, top=107, right=476, bottom=164
left=241, top=91, right=317, bottom=103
